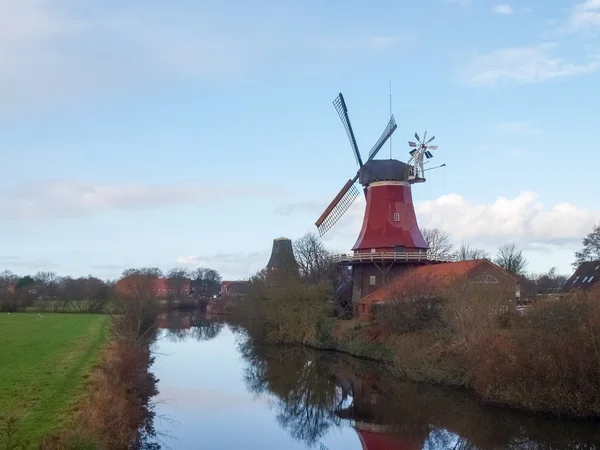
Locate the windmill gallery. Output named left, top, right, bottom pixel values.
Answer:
left=264, top=92, right=522, bottom=318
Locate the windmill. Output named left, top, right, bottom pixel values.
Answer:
left=315, top=92, right=437, bottom=310
left=407, top=131, right=438, bottom=180
left=315, top=93, right=397, bottom=237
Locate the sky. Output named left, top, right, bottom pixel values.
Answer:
left=1, top=0, right=599, bottom=280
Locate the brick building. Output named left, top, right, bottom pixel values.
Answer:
left=357, top=259, right=519, bottom=318
left=116, top=276, right=190, bottom=298
left=220, top=280, right=249, bottom=296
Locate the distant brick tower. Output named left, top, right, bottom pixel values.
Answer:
left=266, top=237, right=299, bottom=282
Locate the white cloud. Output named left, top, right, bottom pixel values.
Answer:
left=172, top=190, right=599, bottom=278
left=462, top=43, right=599, bottom=85
left=492, top=4, right=513, bottom=14
left=0, top=179, right=283, bottom=220
left=176, top=251, right=269, bottom=280
left=568, top=0, right=600, bottom=30
left=492, top=121, right=543, bottom=135
left=276, top=191, right=599, bottom=252
left=416, top=191, right=600, bottom=246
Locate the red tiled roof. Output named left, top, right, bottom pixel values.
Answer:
left=362, top=259, right=491, bottom=305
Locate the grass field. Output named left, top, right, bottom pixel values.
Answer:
left=0, top=313, right=109, bottom=445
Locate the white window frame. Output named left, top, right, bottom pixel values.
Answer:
left=369, top=275, right=376, bottom=286
left=393, top=212, right=400, bottom=222
left=473, top=274, right=499, bottom=284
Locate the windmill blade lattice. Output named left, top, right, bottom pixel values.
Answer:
left=316, top=91, right=399, bottom=237
left=367, top=115, right=397, bottom=160
left=333, top=93, right=363, bottom=167
left=315, top=178, right=360, bottom=237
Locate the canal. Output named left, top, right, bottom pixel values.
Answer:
left=146, top=311, right=600, bottom=449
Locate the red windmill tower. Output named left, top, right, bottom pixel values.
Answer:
left=315, top=92, right=444, bottom=311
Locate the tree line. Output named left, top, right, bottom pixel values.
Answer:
left=291, top=222, right=600, bottom=294
left=0, top=266, right=222, bottom=313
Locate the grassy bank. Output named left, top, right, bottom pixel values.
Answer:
left=0, top=313, right=109, bottom=445
left=232, top=273, right=600, bottom=418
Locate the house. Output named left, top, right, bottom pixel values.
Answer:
left=220, top=280, right=249, bottom=296
left=116, top=276, right=191, bottom=298
left=563, top=260, right=600, bottom=292
left=357, top=259, right=519, bottom=319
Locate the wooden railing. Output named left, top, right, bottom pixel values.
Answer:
left=335, top=251, right=453, bottom=263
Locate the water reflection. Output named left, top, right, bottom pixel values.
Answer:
left=152, top=312, right=600, bottom=450
left=157, top=311, right=225, bottom=343
left=238, top=337, right=600, bottom=450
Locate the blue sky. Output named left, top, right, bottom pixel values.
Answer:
left=1, top=0, right=599, bottom=280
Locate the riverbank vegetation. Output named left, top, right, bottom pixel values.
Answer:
left=231, top=230, right=600, bottom=418
left=38, top=273, right=162, bottom=449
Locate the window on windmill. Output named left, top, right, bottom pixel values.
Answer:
left=589, top=276, right=595, bottom=283
left=369, top=275, right=376, bottom=286
left=582, top=276, right=589, bottom=283
left=393, top=212, right=400, bottom=222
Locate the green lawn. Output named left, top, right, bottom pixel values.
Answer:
left=0, top=313, right=109, bottom=445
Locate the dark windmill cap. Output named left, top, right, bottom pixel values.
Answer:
left=267, top=237, right=298, bottom=269
left=359, top=159, right=412, bottom=185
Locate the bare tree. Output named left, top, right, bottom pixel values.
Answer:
left=422, top=228, right=455, bottom=261
left=293, top=233, right=336, bottom=284
left=191, top=268, right=222, bottom=298
left=83, top=276, right=112, bottom=313
left=495, top=243, right=527, bottom=276
left=167, top=268, right=190, bottom=298
left=112, top=273, right=159, bottom=340
left=121, top=267, right=163, bottom=278
left=531, top=267, right=568, bottom=293
left=0, top=270, right=18, bottom=288
left=456, top=242, right=490, bottom=261
left=573, top=222, right=600, bottom=268
left=33, top=271, right=61, bottom=298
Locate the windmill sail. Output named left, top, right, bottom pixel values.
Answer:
left=333, top=93, right=363, bottom=167
left=367, top=115, right=397, bottom=160
left=315, top=178, right=360, bottom=237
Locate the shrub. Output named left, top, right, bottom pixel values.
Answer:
left=474, top=290, right=600, bottom=416
left=0, top=291, right=35, bottom=312
left=230, top=271, right=334, bottom=347
left=374, top=296, right=445, bottom=335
